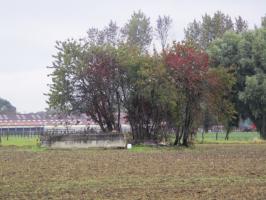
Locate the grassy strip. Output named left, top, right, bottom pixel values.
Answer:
left=0, top=132, right=265, bottom=153
left=0, top=136, right=46, bottom=152
left=196, top=132, right=266, bottom=144
left=0, top=135, right=39, bottom=146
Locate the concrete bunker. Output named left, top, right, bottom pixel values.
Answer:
left=40, top=131, right=126, bottom=148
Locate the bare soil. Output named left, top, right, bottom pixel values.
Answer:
left=1, top=144, right=266, bottom=199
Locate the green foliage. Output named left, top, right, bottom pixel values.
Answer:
left=156, top=15, right=172, bottom=50
left=261, top=14, right=266, bottom=28
left=206, top=67, right=236, bottom=127
left=235, top=16, right=248, bottom=33
left=117, top=45, right=177, bottom=141
left=240, top=74, right=266, bottom=138
left=122, top=10, right=153, bottom=52
left=207, top=31, right=254, bottom=126
left=207, top=32, right=241, bottom=68
left=208, top=27, right=266, bottom=138
left=48, top=40, right=123, bottom=131
left=184, top=11, right=247, bottom=49
left=48, top=39, right=83, bottom=114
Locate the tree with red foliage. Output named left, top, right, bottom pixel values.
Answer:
left=166, top=43, right=235, bottom=145
left=166, top=43, right=210, bottom=146
left=48, top=41, right=122, bottom=132
left=77, top=45, right=122, bottom=132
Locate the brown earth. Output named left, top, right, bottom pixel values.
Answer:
left=0, top=144, right=266, bottom=200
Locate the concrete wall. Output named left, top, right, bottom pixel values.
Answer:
left=41, top=133, right=126, bottom=148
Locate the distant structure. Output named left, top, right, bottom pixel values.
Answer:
left=0, top=113, right=130, bottom=134
left=0, top=113, right=89, bottom=126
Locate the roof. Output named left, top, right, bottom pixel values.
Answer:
left=0, top=113, right=128, bottom=127
left=0, top=113, right=91, bottom=126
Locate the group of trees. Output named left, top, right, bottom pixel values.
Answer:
left=207, top=27, right=266, bottom=139
left=48, top=11, right=266, bottom=145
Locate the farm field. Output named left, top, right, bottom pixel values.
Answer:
left=1, top=141, right=266, bottom=199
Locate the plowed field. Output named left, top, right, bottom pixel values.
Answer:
left=1, top=144, right=266, bottom=199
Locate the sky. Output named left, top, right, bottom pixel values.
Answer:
left=0, top=0, right=265, bottom=113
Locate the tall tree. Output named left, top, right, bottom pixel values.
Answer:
left=47, top=39, right=81, bottom=115
left=86, top=21, right=120, bottom=46
left=117, top=45, right=176, bottom=141
left=166, top=43, right=209, bottom=146
left=239, top=28, right=266, bottom=138
left=48, top=40, right=122, bottom=132
left=240, top=74, right=266, bottom=139
left=184, top=19, right=201, bottom=48
left=122, top=10, right=153, bottom=52
left=205, top=68, right=236, bottom=140
left=208, top=27, right=266, bottom=139
left=155, top=15, right=172, bottom=51
left=207, top=32, right=244, bottom=123
left=235, top=16, right=248, bottom=33
left=184, top=11, right=247, bottom=49
left=261, top=14, right=266, bottom=28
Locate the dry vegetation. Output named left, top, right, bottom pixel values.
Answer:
left=1, top=144, right=266, bottom=200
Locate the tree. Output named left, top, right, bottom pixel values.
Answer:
left=117, top=45, right=176, bottom=142
left=261, top=14, right=266, bottom=28
left=184, top=19, right=201, bottom=48
left=205, top=68, right=236, bottom=140
left=165, top=43, right=209, bottom=146
left=235, top=16, right=248, bottom=33
left=239, top=28, right=266, bottom=139
left=48, top=39, right=81, bottom=115
left=184, top=11, right=247, bottom=49
left=240, top=74, right=266, bottom=138
left=208, top=26, right=266, bottom=139
left=185, top=12, right=246, bottom=136
left=155, top=15, right=172, bottom=51
left=122, top=10, right=153, bottom=52
left=207, top=32, right=245, bottom=133
left=0, top=97, right=16, bottom=114
left=48, top=39, right=123, bottom=132
left=86, top=21, right=120, bottom=46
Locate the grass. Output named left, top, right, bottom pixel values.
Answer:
left=0, top=132, right=265, bottom=153
left=0, top=136, right=46, bottom=152
left=195, top=131, right=265, bottom=144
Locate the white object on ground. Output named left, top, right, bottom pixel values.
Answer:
left=127, top=144, right=132, bottom=149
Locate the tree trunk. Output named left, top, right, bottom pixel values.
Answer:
left=201, top=130, right=205, bottom=143
left=174, top=127, right=180, bottom=145
left=261, top=114, right=266, bottom=139
left=182, top=131, right=189, bottom=146
left=225, top=129, right=230, bottom=140
left=116, top=91, right=121, bottom=132
left=182, top=103, right=191, bottom=147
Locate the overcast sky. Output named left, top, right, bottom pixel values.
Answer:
left=0, top=0, right=265, bottom=113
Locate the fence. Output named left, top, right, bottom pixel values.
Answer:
left=0, top=126, right=99, bottom=138
left=0, top=125, right=129, bottom=149
left=0, top=126, right=44, bottom=138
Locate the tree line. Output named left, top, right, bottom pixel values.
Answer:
left=48, top=11, right=266, bottom=145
